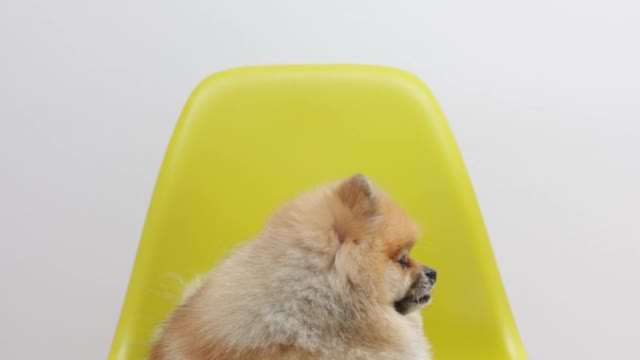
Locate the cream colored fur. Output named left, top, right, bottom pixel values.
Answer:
left=150, top=175, right=433, bottom=360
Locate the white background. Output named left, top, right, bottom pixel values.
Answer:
left=1, top=1, right=638, bottom=359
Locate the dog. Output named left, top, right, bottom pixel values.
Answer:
left=150, top=174, right=436, bottom=360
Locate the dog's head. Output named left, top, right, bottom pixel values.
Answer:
left=264, top=174, right=436, bottom=315
left=329, top=174, right=436, bottom=315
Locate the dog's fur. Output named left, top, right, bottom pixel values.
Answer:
left=150, top=175, right=436, bottom=360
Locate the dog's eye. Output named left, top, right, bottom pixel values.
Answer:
left=397, top=255, right=408, bottom=268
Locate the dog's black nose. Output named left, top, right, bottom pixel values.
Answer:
left=423, top=267, right=437, bottom=282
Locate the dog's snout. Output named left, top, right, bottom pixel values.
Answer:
left=423, top=267, right=437, bottom=282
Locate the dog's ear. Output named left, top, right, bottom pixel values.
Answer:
left=334, top=174, right=378, bottom=243
left=337, top=174, right=376, bottom=217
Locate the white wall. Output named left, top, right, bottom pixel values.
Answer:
left=1, top=1, right=638, bottom=359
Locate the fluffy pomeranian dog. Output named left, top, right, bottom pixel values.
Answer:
left=150, top=174, right=437, bottom=360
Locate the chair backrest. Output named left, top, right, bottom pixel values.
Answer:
left=109, top=65, right=527, bottom=360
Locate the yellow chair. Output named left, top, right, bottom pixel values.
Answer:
left=109, top=65, right=527, bottom=360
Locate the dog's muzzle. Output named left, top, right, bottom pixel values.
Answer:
left=393, top=266, right=437, bottom=315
